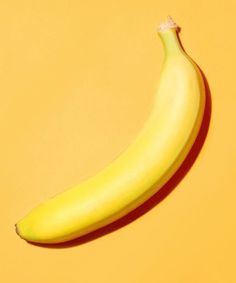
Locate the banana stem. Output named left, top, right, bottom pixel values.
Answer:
left=158, top=16, right=183, bottom=56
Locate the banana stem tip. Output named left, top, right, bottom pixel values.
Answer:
left=158, top=16, right=180, bottom=32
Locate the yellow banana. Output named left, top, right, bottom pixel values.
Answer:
left=16, top=17, right=206, bottom=244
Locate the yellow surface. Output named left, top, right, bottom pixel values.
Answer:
left=0, top=0, right=235, bottom=282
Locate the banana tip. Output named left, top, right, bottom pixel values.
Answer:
left=158, top=16, right=180, bottom=32
left=15, top=223, right=23, bottom=239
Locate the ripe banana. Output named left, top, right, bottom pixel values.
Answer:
left=16, top=17, right=206, bottom=244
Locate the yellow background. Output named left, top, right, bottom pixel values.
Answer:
left=1, top=0, right=235, bottom=282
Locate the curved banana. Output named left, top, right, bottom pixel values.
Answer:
left=16, top=17, right=206, bottom=244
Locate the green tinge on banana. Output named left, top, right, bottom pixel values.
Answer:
left=16, top=17, right=206, bottom=244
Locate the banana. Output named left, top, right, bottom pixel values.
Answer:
left=16, top=17, right=206, bottom=244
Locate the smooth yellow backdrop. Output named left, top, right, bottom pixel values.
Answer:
left=1, top=1, right=235, bottom=282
